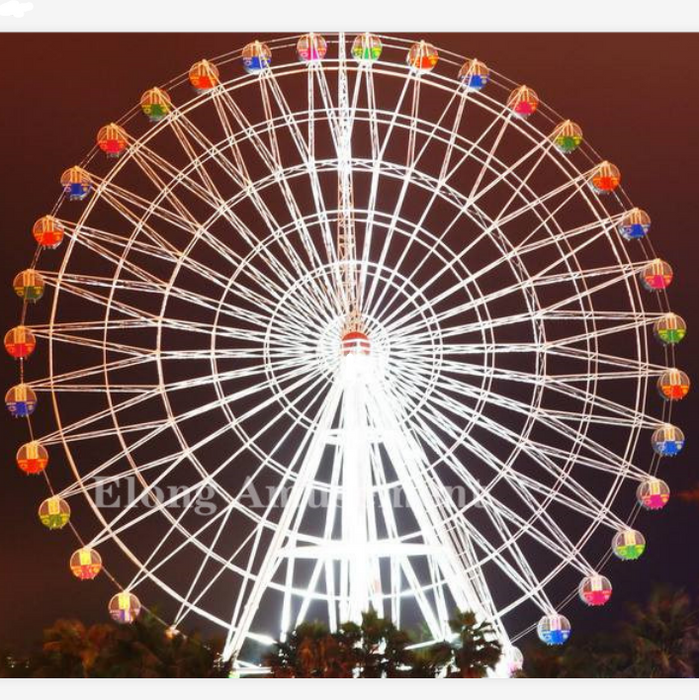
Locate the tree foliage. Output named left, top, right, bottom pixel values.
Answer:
left=522, top=585, right=699, bottom=678
left=0, top=612, right=228, bottom=678
left=264, top=607, right=500, bottom=678
left=3, top=584, right=699, bottom=678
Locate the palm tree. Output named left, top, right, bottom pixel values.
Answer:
left=618, top=585, right=699, bottom=677
left=350, top=609, right=413, bottom=677
left=409, top=641, right=452, bottom=678
left=521, top=586, right=699, bottom=679
left=355, top=609, right=393, bottom=677
left=332, top=621, right=362, bottom=677
left=518, top=642, right=568, bottom=678
left=371, top=611, right=413, bottom=677
left=41, top=619, right=115, bottom=677
left=106, top=613, right=167, bottom=677
left=267, top=611, right=415, bottom=677
left=267, top=609, right=502, bottom=677
left=265, top=621, right=341, bottom=677
left=381, top=627, right=413, bottom=677
left=36, top=613, right=227, bottom=678
left=163, top=629, right=228, bottom=678
left=447, top=610, right=502, bottom=678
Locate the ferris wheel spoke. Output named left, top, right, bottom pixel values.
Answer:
left=374, top=122, right=625, bottom=325
left=195, top=97, right=297, bottom=254
left=423, top=373, right=652, bottom=474
left=171, top=512, right=265, bottom=631
left=42, top=352, right=323, bottom=468
left=86, top=190, right=304, bottom=312
left=465, top=107, right=517, bottom=203
left=262, top=72, right=336, bottom=251
left=433, top=356, right=660, bottom=427
left=206, top=81, right=318, bottom=254
left=388, top=251, right=642, bottom=344
left=125, top=503, right=265, bottom=605
left=370, top=95, right=555, bottom=317
left=205, top=86, right=344, bottom=314
left=442, top=418, right=628, bottom=544
left=388, top=362, right=649, bottom=485
left=62, top=219, right=319, bottom=326
left=58, top=448, right=192, bottom=499
left=125, top=424, right=316, bottom=597
left=59, top=358, right=332, bottom=536
left=215, top=88, right=326, bottom=275
left=369, top=162, right=616, bottom=331
left=139, top=502, right=245, bottom=618
left=34, top=328, right=148, bottom=357
left=462, top=124, right=558, bottom=212
left=64, top=222, right=199, bottom=280
left=40, top=268, right=293, bottom=334
left=397, top=397, right=606, bottom=575
left=370, top=386, right=569, bottom=614
left=41, top=387, right=164, bottom=444
left=40, top=421, right=169, bottom=450
left=127, top=146, right=331, bottom=310
left=431, top=317, right=661, bottom=359
left=87, top=364, right=336, bottom=575
left=258, top=75, right=345, bottom=312
left=390, top=308, right=660, bottom=349
left=356, top=155, right=514, bottom=323
left=391, top=352, right=622, bottom=430
left=379, top=215, right=618, bottom=336
left=359, top=60, right=418, bottom=306
left=536, top=314, right=659, bottom=346
left=448, top=505, right=554, bottom=621
left=462, top=124, right=596, bottom=235
left=169, top=458, right=349, bottom=633
left=399, top=340, right=655, bottom=388
left=64, top=218, right=235, bottom=292
left=482, top=164, right=600, bottom=232
left=149, top=103, right=327, bottom=285
left=394, top=366, right=623, bottom=517
left=509, top=214, right=625, bottom=260
left=366, top=94, right=470, bottom=315
left=405, top=378, right=647, bottom=515
left=170, top=360, right=326, bottom=430
left=364, top=70, right=467, bottom=314
left=30, top=354, right=157, bottom=391
left=425, top=342, right=667, bottom=382
left=94, top=160, right=326, bottom=310
left=36, top=315, right=314, bottom=351
left=306, top=34, right=366, bottom=319
left=459, top=497, right=553, bottom=619
left=33, top=354, right=307, bottom=395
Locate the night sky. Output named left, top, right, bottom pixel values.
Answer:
left=0, top=33, right=698, bottom=652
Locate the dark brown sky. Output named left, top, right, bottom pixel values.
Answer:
left=0, top=33, right=698, bottom=652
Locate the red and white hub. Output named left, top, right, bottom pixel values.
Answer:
left=341, top=330, right=371, bottom=357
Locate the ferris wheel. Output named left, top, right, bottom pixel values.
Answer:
left=5, top=32, right=689, bottom=673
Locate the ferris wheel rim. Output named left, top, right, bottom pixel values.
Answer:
left=9, top=32, right=683, bottom=661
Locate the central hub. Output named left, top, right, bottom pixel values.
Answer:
left=260, top=261, right=443, bottom=429
left=341, top=330, right=371, bottom=357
